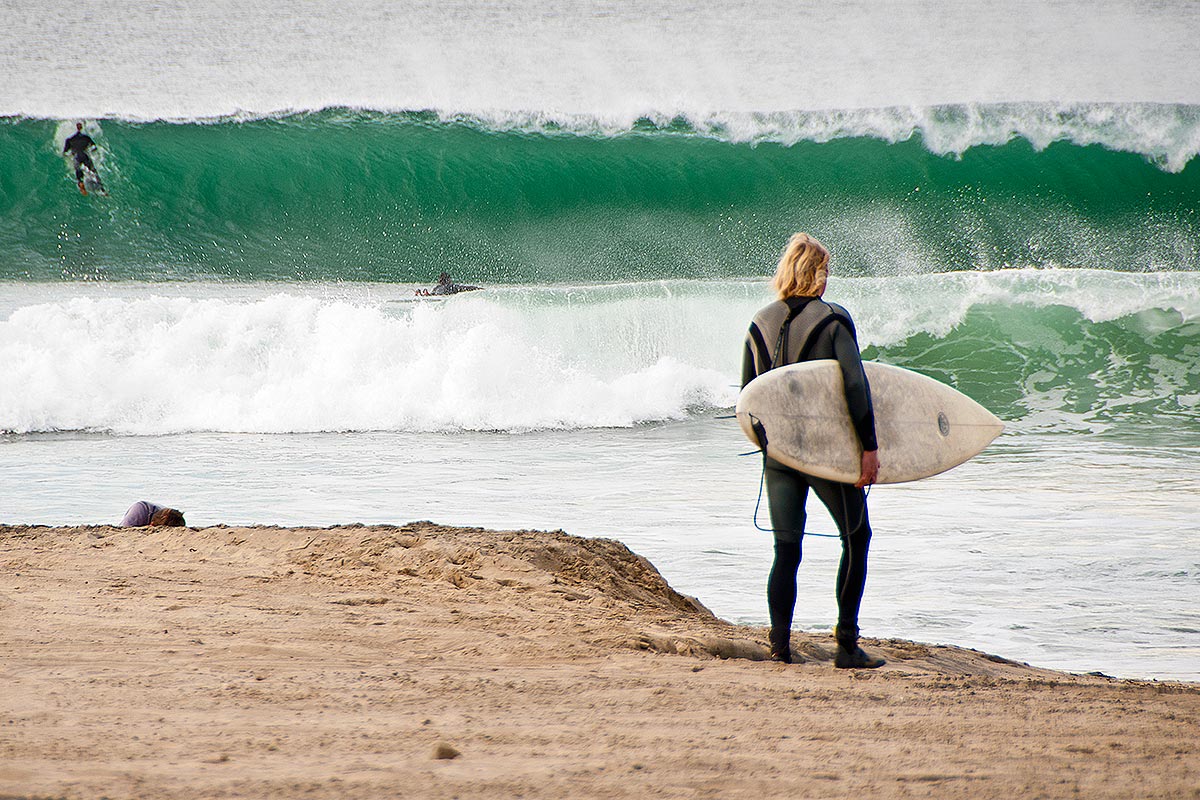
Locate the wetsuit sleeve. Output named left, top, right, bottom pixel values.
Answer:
left=831, top=322, right=878, bottom=451
left=741, top=322, right=771, bottom=389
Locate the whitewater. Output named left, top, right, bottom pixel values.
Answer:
left=1, top=0, right=1198, bottom=680
left=2, top=272, right=1197, bottom=435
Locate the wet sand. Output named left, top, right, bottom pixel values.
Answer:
left=1, top=522, right=1197, bottom=799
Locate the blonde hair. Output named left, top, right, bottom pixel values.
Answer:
left=772, top=233, right=829, bottom=299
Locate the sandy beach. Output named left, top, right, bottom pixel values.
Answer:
left=0, top=522, right=1196, bottom=799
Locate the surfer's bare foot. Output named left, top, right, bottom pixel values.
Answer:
left=78, top=181, right=87, bottom=196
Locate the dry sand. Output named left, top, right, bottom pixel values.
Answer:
left=1, top=522, right=1197, bottom=799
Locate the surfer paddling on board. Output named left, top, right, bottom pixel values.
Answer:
left=415, top=272, right=482, bottom=296
left=63, top=123, right=106, bottom=196
left=741, top=232, right=884, bottom=669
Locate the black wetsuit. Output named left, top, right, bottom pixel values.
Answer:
left=63, top=131, right=98, bottom=182
left=741, top=296, right=878, bottom=648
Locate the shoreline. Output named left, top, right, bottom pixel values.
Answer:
left=2, top=522, right=1197, bottom=799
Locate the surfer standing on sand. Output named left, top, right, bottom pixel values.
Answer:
left=63, top=123, right=105, bottom=195
left=741, top=233, right=884, bottom=669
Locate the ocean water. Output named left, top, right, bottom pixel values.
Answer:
left=1, top=0, right=1197, bottom=680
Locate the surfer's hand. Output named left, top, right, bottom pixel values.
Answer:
left=856, top=450, right=879, bottom=488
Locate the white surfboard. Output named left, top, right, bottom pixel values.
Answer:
left=736, top=360, right=1003, bottom=484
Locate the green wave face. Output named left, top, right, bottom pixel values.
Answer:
left=866, top=304, right=1200, bottom=432
left=2, top=109, right=1199, bottom=282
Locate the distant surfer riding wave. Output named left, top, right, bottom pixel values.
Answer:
left=415, top=272, right=482, bottom=296
left=63, top=123, right=106, bottom=196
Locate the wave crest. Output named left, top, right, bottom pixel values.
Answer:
left=11, top=101, right=1199, bottom=170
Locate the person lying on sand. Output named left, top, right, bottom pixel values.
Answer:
left=119, top=501, right=186, bottom=527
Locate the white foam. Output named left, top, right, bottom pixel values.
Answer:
left=443, top=103, right=1200, bottom=173
left=0, top=289, right=739, bottom=435
left=2, top=272, right=1195, bottom=435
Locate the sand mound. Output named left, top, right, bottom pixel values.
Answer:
left=286, top=522, right=712, bottom=614
left=0, top=522, right=1111, bottom=676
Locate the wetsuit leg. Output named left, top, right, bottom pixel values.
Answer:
left=806, top=475, right=872, bottom=636
left=767, top=539, right=802, bottom=639
left=76, top=154, right=104, bottom=192
left=763, top=457, right=809, bottom=637
left=764, top=456, right=808, bottom=544
left=76, top=153, right=98, bottom=181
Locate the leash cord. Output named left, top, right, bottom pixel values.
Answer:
left=748, top=454, right=870, bottom=539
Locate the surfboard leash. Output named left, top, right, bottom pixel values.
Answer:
left=726, top=411, right=871, bottom=538
left=748, top=456, right=871, bottom=540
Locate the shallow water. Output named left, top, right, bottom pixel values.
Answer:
left=3, top=408, right=1196, bottom=681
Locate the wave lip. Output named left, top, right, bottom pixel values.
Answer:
left=9, top=101, right=1200, bottom=170
left=445, top=101, right=1200, bottom=172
